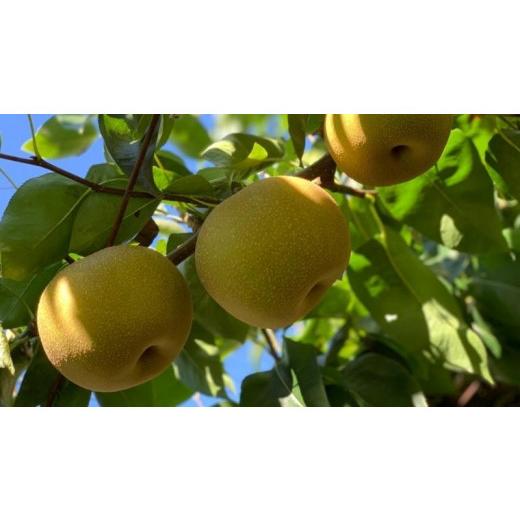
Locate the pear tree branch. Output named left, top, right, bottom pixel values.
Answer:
left=106, top=115, right=161, bottom=247
left=0, top=152, right=219, bottom=205
left=167, top=231, right=200, bottom=265
left=45, top=373, right=66, bottom=407
left=296, top=153, right=375, bottom=198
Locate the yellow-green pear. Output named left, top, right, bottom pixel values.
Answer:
left=195, top=175, right=351, bottom=328
left=37, top=245, right=192, bottom=392
left=324, top=114, right=453, bottom=186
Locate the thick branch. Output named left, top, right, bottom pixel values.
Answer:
left=296, top=153, right=337, bottom=182
left=106, top=116, right=161, bottom=247
left=167, top=232, right=199, bottom=265
left=296, top=153, right=374, bottom=198
left=261, top=328, right=281, bottom=361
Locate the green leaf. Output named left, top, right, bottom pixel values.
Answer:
left=304, top=280, right=351, bottom=319
left=154, top=150, right=192, bottom=177
left=98, top=114, right=159, bottom=194
left=378, top=130, right=507, bottom=254
left=307, top=114, right=325, bottom=134
left=15, top=345, right=90, bottom=406
left=96, top=366, right=192, bottom=406
left=0, top=173, right=87, bottom=281
left=469, top=253, right=520, bottom=343
left=503, top=227, right=520, bottom=253
left=0, top=262, right=63, bottom=328
left=165, top=174, right=215, bottom=196
left=167, top=233, right=193, bottom=254
left=202, top=133, right=284, bottom=172
left=285, top=338, right=329, bottom=406
left=170, top=115, right=211, bottom=158
left=240, top=364, right=304, bottom=407
left=183, top=258, right=249, bottom=342
left=173, top=323, right=229, bottom=398
left=69, top=164, right=159, bottom=255
left=287, top=115, right=308, bottom=165
left=348, top=226, right=491, bottom=382
left=343, top=196, right=381, bottom=250
left=485, top=129, right=520, bottom=200
left=22, top=115, right=97, bottom=159
left=344, top=353, right=427, bottom=406
left=152, top=167, right=182, bottom=191
left=157, top=115, right=177, bottom=148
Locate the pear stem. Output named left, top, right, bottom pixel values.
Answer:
left=296, top=153, right=375, bottom=198
left=261, top=328, right=281, bottom=362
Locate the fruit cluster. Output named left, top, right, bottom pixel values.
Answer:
left=36, top=114, right=453, bottom=392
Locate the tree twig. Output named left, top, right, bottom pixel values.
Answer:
left=322, top=182, right=375, bottom=198
left=45, top=373, right=66, bottom=407
left=106, top=115, right=161, bottom=247
left=0, top=152, right=218, bottom=205
left=261, top=328, right=281, bottom=362
left=457, top=380, right=481, bottom=407
left=167, top=232, right=199, bottom=265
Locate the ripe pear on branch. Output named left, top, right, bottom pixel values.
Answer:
left=37, top=245, right=192, bottom=392
left=195, top=175, right=351, bottom=328
left=324, top=114, right=453, bottom=186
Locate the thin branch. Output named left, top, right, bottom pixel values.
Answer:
left=106, top=115, right=161, bottom=247
left=323, top=182, right=375, bottom=198
left=0, top=166, right=18, bottom=189
left=0, top=152, right=137, bottom=193
left=45, top=373, right=66, bottom=407
left=167, top=232, right=199, bottom=265
left=261, top=328, right=281, bottom=361
left=457, top=380, right=481, bottom=407
left=0, top=152, right=218, bottom=205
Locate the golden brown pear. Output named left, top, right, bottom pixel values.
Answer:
left=195, top=175, right=351, bottom=328
left=37, top=245, right=192, bottom=392
left=324, top=114, right=453, bottom=186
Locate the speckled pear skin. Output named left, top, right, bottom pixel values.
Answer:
left=324, top=114, right=453, bottom=187
left=37, top=245, right=193, bottom=392
left=195, top=176, right=351, bottom=328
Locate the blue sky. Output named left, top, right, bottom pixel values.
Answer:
left=0, top=115, right=274, bottom=406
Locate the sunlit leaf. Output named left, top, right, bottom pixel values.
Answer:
left=203, top=133, right=284, bottom=172
left=0, top=174, right=87, bottom=281
left=348, top=226, right=491, bottom=382
left=22, top=115, right=97, bottom=159
left=379, top=130, right=507, bottom=254
left=98, top=114, right=159, bottom=194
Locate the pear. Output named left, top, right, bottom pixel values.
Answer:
left=37, top=245, right=192, bottom=392
left=324, top=114, right=453, bottom=186
left=195, top=175, right=350, bottom=328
